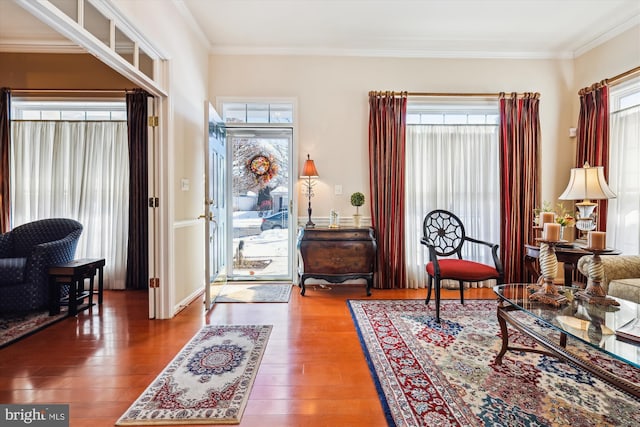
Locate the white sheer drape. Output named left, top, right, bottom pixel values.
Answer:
left=608, top=105, right=640, bottom=254
left=10, top=121, right=129, bottom=289
left=405, top=124, right=500, bottom=289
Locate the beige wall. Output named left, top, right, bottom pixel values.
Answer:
left=210, top=55, right=574, bottom=217
left=0, top=52, right=133, bottom=89
left=574, top=26, right=640, bottom=102
left=112, top=0, right=210, bottom=311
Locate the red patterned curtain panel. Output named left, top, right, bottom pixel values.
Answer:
left=576, top=82, right=610, bottom=231
left=499, top=92, right=541, bottom=283
left=0, top=88, right=10, bottom=233
left=368, top=91, right=407, bottom=289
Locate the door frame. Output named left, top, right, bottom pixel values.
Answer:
left=225, top=126, right=295, bottom=282
left=217, top=97, right=299, bottom=283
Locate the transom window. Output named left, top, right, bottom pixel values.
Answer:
left=11, top=101, right=126, bottom=121
left=222, top=102, right=293, bottom=124
left=407, top=101, right=499, bottom=125
left=610, top=79, right=640, bottom=110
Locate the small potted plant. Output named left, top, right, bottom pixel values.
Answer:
left=350, top=192, right=365, bottom=227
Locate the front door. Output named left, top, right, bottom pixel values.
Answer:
left=204, top=103, right=228, bottom=309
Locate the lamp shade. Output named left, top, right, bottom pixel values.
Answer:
left=559, top=163, right=616, bottom=201
left=300, top=154, right=319, bottom=178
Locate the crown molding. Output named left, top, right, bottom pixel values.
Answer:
left=209, top=45, right=574, bottom=60
left=573, top=15, right=640, bottom=58
left=171, top=0, right=212, bottom=51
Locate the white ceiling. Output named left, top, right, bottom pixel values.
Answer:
left=180, top=0, right=640, bottom=58
left=1, top=0, right=639, bottom=58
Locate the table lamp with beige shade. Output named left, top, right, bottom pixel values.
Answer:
left=558, top=162, right=616, bottom=237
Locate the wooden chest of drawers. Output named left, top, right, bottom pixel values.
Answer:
left=297, top=227, right=376, bottom=296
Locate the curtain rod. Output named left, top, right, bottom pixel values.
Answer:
left=9, top=88, right=132, bottom=95
left=608, top=65, right=640, bottom=85
left=368, top=91, right=537, bottom=98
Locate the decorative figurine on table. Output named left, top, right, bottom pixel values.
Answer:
left=574, top=231, right=620, bottom=306
left=528, top=222, right=568, bottom=306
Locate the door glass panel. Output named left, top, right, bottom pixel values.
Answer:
left=115, top=27, right=135, bottom=66
left=83, top=1, right=110, bottom=46
left=49, top=0, right=78, bottom=21
left=139, top=48, right=154, bottom=80
left=229, top=128, right=292, bottom=280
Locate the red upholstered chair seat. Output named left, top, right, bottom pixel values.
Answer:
left=426, top=259, right=500, bottom=281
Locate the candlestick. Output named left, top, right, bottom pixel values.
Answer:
left=527, top=240, right=568, bottom=306
left=574, top=249, right=620, bottom=306
left=588, top=231, right=606, bottom=249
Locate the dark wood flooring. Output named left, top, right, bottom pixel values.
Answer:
left=0, top=284, right=496, bottom=427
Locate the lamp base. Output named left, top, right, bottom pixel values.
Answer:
left=305, top=220, right=315, bottom=228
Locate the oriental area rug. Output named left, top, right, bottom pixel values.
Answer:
left=214, top=283, right=292, bottom=303
left=116, top=324, right=272, bottom=425
left=348, top=299, right=640, bottom=427
left=0, top=309, right=67, bottom=349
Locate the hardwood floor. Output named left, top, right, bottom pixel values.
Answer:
left=0, top=284, right=496, bottom=427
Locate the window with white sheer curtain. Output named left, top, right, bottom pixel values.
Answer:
left=10, top=120, right=129, bottom=289
left=608, top=78, right=640, bottom=255
left=404, top=101, right=500, bottom=289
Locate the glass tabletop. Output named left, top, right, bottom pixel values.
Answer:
left=494, top=283, right=640, bottom=369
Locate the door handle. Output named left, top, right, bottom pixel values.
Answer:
left=198, top=212, right=214, bottom=221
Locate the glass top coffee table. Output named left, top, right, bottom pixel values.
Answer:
left=494, top=283, right=640, bottom=398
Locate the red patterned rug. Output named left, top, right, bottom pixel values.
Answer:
left=116, top=324, right=271, bottom=425
left=348, top=299, right=640, bottom=426
left=0, top=309, right=67, bottom=349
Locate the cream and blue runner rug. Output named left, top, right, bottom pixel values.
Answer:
left=116, top=324, right=272, bottom=425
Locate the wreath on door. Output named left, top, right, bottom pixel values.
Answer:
left=247, top=154, right=278, bottom=186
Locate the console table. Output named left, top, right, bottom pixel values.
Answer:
left=49, top=258, right=105, bottom=316
left=297, top=227, right=376, bottom=296
left=524, top=243, right=620, bottom=286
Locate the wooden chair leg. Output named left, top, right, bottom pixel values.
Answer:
left=434, top=278, right=441, bottom=323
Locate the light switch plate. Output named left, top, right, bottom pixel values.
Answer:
left=334, top=184, right=343, bottom=195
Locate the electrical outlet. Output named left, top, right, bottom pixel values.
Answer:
left=334, top=184, right=343, bottom=195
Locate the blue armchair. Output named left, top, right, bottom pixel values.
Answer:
left=0, top=218, right=83, bottom=313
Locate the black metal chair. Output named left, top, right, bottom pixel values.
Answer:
left=421, top=209, right=503, bottom=322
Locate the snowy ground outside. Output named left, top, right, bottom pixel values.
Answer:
left=232, top=211, right=290, bottom=277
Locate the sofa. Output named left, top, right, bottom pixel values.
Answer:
left=577, top=255, right=640, bottom=303
left=0, top=218, right=83, bottom=313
